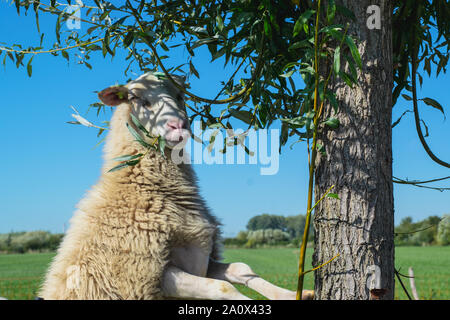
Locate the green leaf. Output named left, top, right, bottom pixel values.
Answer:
left=103, top=31, right=114, bottom=57
left=339, top=71, right=355, bottom=87
left=158, top=136, right=166, bottom=157
left=324, top=117, right=340, bottom=129
left=281, top=116, right=307, bottom=128
left=61, top=50, right=69, bottom=62
left=327, top=193, right=340, bottom=199
left=123, top=31, right=134, bottom=48
left=392, top=110, right=412, bottom=128
left=26, top=55, right=34, bottom=77
left=189, top=60, right=200, bottom=79
left=35, top=9, right=40, bottom=34
left=345, top=35, right=362, bottom=69
left=264, top=17, right=272, bottom=37
left=71, top=113, right=95, bottom=128
left=126, top=122, right=151, bottom=148
left=402, top=94, right=412, bottom=101
left=159, top=41, right=169, bottom=52
left=421, top=98, right=446, bottom=119
left=87, top=26, right=98, bottom=35
left=216, top=15, right=224, bottom=32
left=289, top=40, right=311, bottom=51
left=130, top=113, right=150, bottom=137
left=316, top=142, right=326, bottom=156
left=55, top=12, right=62, bottom=44
left=108, top=159, right=140, bottom=173
left=112, top=154, right=143, bottom=162
left=230, top=109, right=254, bottom=125
left=420, top=119, right=429, bottom=137
left=293, top=10, right=315, bottom=37
left=326, top=92, right=339, bottom=113
left=327, top=0, right=336, bottom=23
left=15, top=0, right=20, bottom=14
left=280, top=70, right=295, bottom=78
left=333, top=46, right=341, bottom=75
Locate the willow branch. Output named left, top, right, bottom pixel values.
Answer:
left=127, top=1, right=265, bottom=106
left=393, top=175, right=450, bottom=191
left=0, top=37, right=104, bottom=55
left=411, top=18, right=450, bottom=168
left=296, top=0, right=322, bottom=300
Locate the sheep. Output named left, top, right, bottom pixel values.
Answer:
left=39, top=72, right=314, bottom=300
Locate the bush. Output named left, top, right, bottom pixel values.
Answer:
left=0, top=231, right=64, bottom=253
left=246, top=228, right=291, bottom=246
left=437, top=214, right=450, bottom=245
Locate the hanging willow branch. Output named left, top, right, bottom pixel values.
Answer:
left=410, top=6, right=450, bottom=169
left=393, top=175, right=450, bottom=192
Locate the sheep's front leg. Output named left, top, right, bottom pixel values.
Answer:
left=207, top=260, right=314, bottom=300
left=162, top=265, right=251, bottom=300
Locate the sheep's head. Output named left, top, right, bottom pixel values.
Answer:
left=98, top=73, right=190, bottom=149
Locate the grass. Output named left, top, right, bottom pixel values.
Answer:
left=0, top=252, right=55, bottom=300
left=0, top=247, right=448, bottom=300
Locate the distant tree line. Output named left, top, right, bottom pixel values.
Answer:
left=1, top=214, right=448, bottom=253
left=224, top=213, right=450, bottom=248
left=395, top=214, right=450, bottom=246
left=0, top=231, right=63, bottom=254
left=224, top=214, right=314, bottom=248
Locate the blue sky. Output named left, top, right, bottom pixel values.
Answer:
left=0, top=3, right=448, bottom=237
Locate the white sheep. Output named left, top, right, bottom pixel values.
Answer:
left=39, top=72, right=313, bottom=300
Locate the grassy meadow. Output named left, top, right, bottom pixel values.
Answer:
left=0, top=247, right=448, bottom=300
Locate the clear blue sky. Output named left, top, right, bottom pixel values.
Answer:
left=0, top=3, right=448, bottom=237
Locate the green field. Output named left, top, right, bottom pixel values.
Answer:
left=0, top=247, right=448, bottom=300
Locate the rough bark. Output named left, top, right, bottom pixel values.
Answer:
left=313, top=0, right=395, bottom=300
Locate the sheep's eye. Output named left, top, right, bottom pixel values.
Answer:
left=176, top=94, right=183, bottom=102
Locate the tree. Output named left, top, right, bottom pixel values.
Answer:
left=285, top=214, right=315, bottom=242
left=2, top=0, right=448, bottom=300
left=312, top=0, right=395, bottom=299
left=246, top=214, right=287, bottom=231
left=437, top=214, right=450, bottom=245
left=312, top=0, right=449, bottom=299
left=285, top=214, right=306, bottom=239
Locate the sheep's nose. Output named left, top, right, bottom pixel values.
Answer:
left=166, top=119, right=189, bottom=130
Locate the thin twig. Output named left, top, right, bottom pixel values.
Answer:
left=392, top=175, right=450, bottom=192
left=301, top=253, right=340, bottom=276
left=395, top=268, right=413, bottom=300
left=394, top=217, right=444, bottom=236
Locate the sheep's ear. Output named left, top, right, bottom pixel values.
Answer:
left=98, top=86, right=129, bottom=106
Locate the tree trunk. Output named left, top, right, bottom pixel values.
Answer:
left=313, top=0, right=395, bottom=300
